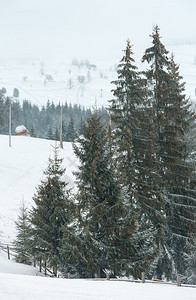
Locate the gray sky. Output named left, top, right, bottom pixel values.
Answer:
left=1, top=0, right=196, bottom=63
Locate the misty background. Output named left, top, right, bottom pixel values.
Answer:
left=1, top=0, right=196, bottom=64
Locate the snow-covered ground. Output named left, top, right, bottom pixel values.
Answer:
left=0, top=250, right=40, bottom=276
left=1, top=274, right=195, bottom=300
left=0, top=43, right=195, bottom=109
left=0, top=134, right=77, bottom=243
left=0, top=250, right=195, bottom=300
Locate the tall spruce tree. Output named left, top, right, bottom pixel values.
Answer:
left=109, top=40, right=164, bottom=277
left=72, top=109, right=148, bottom=278
left=142, top=25, right=169, bottom=147
left=142, top=26, right=196, bottom=279
left=164, top=54, right=196, bottom=276
left=29, top=145, right=71, bottom=276
left=142, top=26, right=176, bottom=279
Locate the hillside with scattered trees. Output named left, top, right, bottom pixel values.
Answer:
left=7, top=26, right=196, bottom=283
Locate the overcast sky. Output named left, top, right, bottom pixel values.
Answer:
left=1, top=0, right=196, bottom=63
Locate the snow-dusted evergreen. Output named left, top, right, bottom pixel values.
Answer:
left=29, top=145, right=72, bottom=276
left=141, top=25, right=196, bottom=279
left=10, top=27, right=196, bottom=283
left=13, top=201, right=32, bottom=265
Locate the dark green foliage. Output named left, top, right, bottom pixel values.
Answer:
left=142, top=26, right=196, bottom=279
left=78, top=117, right=84, bottom=136
left=54, top=126, right=60, bottom=141
left=109, top=40, right=162, bottom=275
left=47, top=126, right=54, bottom=140
left=71, top=109, right=151, bottom=278
left=13, top=201, right=32, bottom=265
left=162, top=55, right=196, bottom=276
left=29, top=145, right=71, bottom=276
left=66, top=116, right=77, bottom=142
left=182, top=238, right=196, bottom=284
left=0, top=96, right=106, bottom=139
left=30, top=126, right=36, bottom=137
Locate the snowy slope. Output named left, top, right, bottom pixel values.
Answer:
left=0, top=134, right=195, bottom=299
left=0, top=57, right=115, bottom=109
left=0, top=251, right=40, bottom=276
left=0, top=43, right=195, bottom=109
left=0, top=271, right=195, bottom=300
left=0, top=134, right=77, bottom=243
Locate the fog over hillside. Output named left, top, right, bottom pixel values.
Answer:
left=0, top=1, right=195, bottom=108
left=0, top=43, right=195, bottom=109
left=1, top=0, right=196, bottom=62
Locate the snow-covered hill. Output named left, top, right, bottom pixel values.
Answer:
left=0, top=134, right=77, bottom=243
left=2, top=273, right=196, bottom=300
left=0, top=43, right=195, bottom=109
left=0, top=135, right=195, bottom=299
left=0, top=57, right=115, bottom=109
left=0, top=250, right=40, bottom=276
left=0, top=251, right=195, bottom=300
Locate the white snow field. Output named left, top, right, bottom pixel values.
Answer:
left=0, top=251, right=40, bottom=276
left=0, top=250, right=195, bottom=300
left=0, top=43, right=195, bottom=109
left=0, top=134, right=78, bottom=243
left=1, top=275, right=195, bottom=300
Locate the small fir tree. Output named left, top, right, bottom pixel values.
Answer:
left=142, top=26, right=196, bottom=279
left=13, top=201, right=32, bottom=265
left=29, top=145, right=71, bottom=276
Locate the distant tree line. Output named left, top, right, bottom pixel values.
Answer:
left=0, top=97, right=107, bottom=141
left=14, top=26, right=195, bottom=283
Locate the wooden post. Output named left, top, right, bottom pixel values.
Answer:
left=7, top=245, right=10, bottom=260
left=106, top=273, right=110, bottom=280
left=44, top=261, right=47, bottom=276
left=60, top=105, right=63, bottom=149
left=39, top=258, right=42, bottom=273
left=142, top=272, right=145, bottom=283
left=67, top=273, right=70, bottom=279
left=177, top=275, right=181, bottom=287
left=9, top=103, right=11, bottom=147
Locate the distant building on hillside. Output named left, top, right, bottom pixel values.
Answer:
left=15, top=125, right=30, bottom=136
